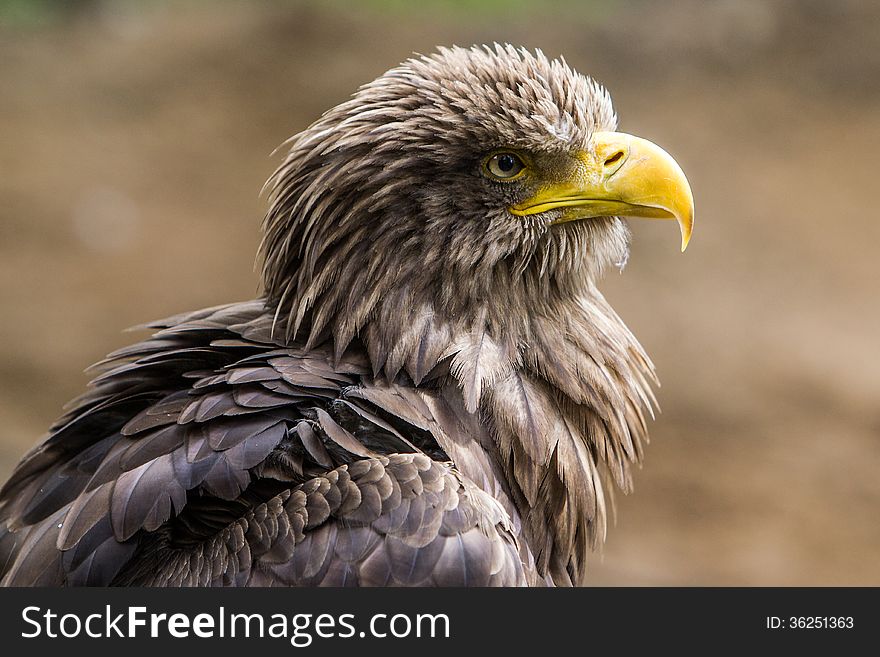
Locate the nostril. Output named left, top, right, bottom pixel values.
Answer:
left=604, top=150, right=625, bottom=167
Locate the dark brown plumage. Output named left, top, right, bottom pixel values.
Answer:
left=0, top=45, right=692, bottom=586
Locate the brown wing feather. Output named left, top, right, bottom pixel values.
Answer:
left=113, top=455, right=527, bottom=587
left=0, top=301, right=533, bottom=587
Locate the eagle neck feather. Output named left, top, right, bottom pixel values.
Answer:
left=268, top=259, right=656, bottom=585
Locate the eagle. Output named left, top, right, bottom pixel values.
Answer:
left=0, top=45, right=692, bottom=587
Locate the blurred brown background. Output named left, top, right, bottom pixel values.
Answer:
left=1, top=0, right=878, bottom=585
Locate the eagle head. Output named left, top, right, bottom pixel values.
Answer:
left=260, top=45, right=693, bottom=368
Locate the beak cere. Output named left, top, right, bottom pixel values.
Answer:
left=510, top=131, right=695, bottom=251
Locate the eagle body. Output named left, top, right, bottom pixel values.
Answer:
left=0, top=46, right=693, bottom=587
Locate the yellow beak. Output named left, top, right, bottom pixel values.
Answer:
left=510, top=131, right=694, bottom=251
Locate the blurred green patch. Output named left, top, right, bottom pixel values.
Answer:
left=312, top=0, right=614, bottom=20
left=0, top=0, right=104, bottom=27
left=0, top=0, right=62, bottom=26
left=334, top=0, right=559, bottom=17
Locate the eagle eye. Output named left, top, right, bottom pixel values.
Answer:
left=484, top=152, right=526, bottom=180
